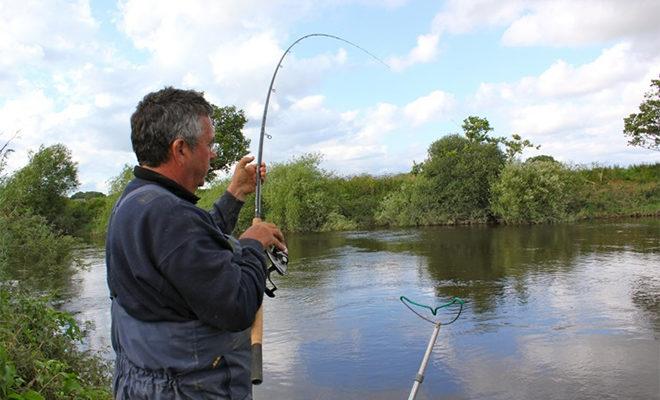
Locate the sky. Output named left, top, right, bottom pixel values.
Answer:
left=1, top=0, right=659, bottom=193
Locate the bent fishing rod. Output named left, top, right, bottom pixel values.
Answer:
left=250, top=33, right=389, bottom=385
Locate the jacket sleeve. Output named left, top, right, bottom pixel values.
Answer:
left=156, top=204, right=267, bottom=331
left=209, top=191, right=243, bottom=234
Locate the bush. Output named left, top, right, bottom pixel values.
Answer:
left=0, top=210, right=78, bottom=290
left=260, top=154, right=336, bottom=232
left=423, top=135, right=506, bottom=221
left=91, top=165, right=133, bottom=241
left=0, top=287, right=111, bottom=400
left=376, top=175, right=437, bottom=226
left=330, top=174, right=405, bottom=228
left=491, top=161, right=571, bottom=224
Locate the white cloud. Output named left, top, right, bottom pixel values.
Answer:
left=291, top=95, right=326, bottom=111
left=388, top=33, right=440, bottom=71
left=501, top=0, right=660, bottom=47
left=393, top=0, right=660, bottom=70
left=472, top=42, right=660, bottom=164
left=431, top=0, right=525, bottom=35
left=404, top=90, right=455, bottom=127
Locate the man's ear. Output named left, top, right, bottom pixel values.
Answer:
left=170, top=138, right=188, bottom=166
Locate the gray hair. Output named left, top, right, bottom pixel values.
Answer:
left=130, top=87, right=213, bottom=167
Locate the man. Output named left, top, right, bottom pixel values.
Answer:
left=106, top=87, right=285, bottom=399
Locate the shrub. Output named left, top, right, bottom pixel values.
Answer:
left=491, top=161, right=571, bottom=224
left=419, top=134, right=506, bottom=222
left=260, top=154, right=336, bottom=232
left=0, top=210, right=78, bottom=290
left=0, top=287, right=111, bottom=400
left=91, top=165, right=133, bottom=241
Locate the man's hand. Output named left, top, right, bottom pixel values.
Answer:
left=240, top=218, right=286, bottom=252
left=227, top=156, right=266, bottom=201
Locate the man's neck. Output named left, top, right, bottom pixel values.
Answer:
left=141, top=163, right=195, bottom=193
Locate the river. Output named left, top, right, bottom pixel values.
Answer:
left=63, top=218, right=660, bottom=399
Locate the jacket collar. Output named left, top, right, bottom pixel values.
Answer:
left=133, top=166, right=200, bottom=204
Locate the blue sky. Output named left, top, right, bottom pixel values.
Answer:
left=1, top=0, right=659, bottom=192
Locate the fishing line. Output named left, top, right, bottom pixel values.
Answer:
left=254, top=33, right=390, bottom=219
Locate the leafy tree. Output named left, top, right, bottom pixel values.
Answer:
left=500, top=133, right=539, bottom=162
left=0, top=144, right=78, bottom=231
left=462, top=116, right=538, bottom=161
left=624, top=77, right=660, bottom=151
left=421, top=134, right=506, bottom=222
left=462, top=116, right=495, bottom=144
left=207, top=105, right=251, bottom=182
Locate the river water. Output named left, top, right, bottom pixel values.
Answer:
left=63, top=218, right=660, bottom=399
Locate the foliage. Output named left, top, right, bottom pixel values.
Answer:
left=207, top=105, right=251, bottom=182
left=91, top=165, right=133, bottom=241
left=462, top=116, right=538, bottom=161
left=623, top=77, right=660, bottom=151
left=500, top=133, right=539, bottom=162
left=491, top=161, right=572, bottom=224
left=0, top=210, right=78, bottom=289
left=570, top=163, right=660, bottom=218
left=261, top=154, right=336, bottom=232
left=421, top=134, right=506, bottom=222
left=376, top=175, right=439, bottom=226
left=0, top=145, right=79, bottom=233
left=525, top=155, right=558, bottom=164
left=200, top=157, right=409, bottom=232
left=462, top=116, right=495, bottom=144
left=328, top=174, right=405, bottom=228
left=59, top=198, right=107, bottom=240
left=321, top=211, right=358, bottom=232
left=70, top=192, right=105, bottom=200
left=0, top=287, right=111, bottom=400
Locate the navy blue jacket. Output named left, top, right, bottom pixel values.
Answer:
left=106, top=166, right=267, bottom=331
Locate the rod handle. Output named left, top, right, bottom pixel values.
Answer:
left=251, top=306, right=264, bottom=384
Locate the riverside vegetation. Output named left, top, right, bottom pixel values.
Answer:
left=0, top=113, right=658, bottom=398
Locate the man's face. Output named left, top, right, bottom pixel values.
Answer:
left=189, top=115, right=217, bottom=189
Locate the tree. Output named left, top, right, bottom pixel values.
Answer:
left=462, top=116, right=538, bottom=161
left=500, top=133, right=539, bottom=162
left=207, top=105, right=251, bottom=182
left=624, top=77, right=660, bottom=151
left=462, top=116, right=495, bottom=144
left=0, top=144, right=79, bottom=230
left=422, top=134, right=506, bottom=221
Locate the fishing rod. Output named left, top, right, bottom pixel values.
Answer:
left=250, top=33, right=389, bottom=385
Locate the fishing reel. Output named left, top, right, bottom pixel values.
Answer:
left=264, top=247, right=288, bottom=298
